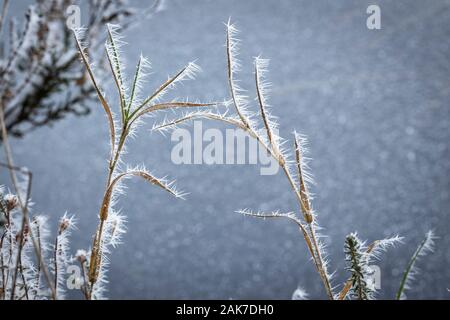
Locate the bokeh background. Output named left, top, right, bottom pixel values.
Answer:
left=2, top=0, right=450, bottom=299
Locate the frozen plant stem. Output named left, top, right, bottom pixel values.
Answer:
left=276, top=138, right=334, bottom=299
left=73, top=24, right=214, bottom=298
left=88, top=126, right=125, bottom=297
left=153, top=21, right=334, bottom=299
left=345, top=234, right=371, bottom=300
left=0, top=102, right=56, bottom=299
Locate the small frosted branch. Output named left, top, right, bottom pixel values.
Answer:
left=344, top=233, right=373, bottom=300
left=338, top=234, right=402, bottom=300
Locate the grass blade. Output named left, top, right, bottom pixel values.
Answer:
left=396, top=231, right=435, bottom=300
left=73, top=30, right=116, bottom=159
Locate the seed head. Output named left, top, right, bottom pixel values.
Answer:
left=58, top=218, right=71, bottom=234
left=5, top=194, right=18, bottom=211
left=76, top=249, right=87, bottom=264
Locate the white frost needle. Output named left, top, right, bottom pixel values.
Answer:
left=344, top=233, right=374, bottom=300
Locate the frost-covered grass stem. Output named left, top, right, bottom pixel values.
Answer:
left=0, top=103, right=56, bottom=299
left=396, top=231, right=435, bottom=300
left=73, top=23, right=214, bottom=299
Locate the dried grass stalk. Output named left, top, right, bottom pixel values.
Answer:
left=73, top=24, right=214, bottom=299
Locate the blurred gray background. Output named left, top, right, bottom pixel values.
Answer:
left=2, top=0, right=450, bottom=299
